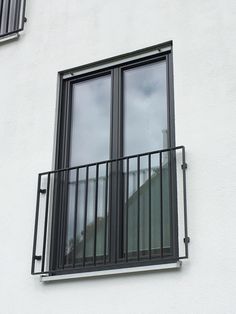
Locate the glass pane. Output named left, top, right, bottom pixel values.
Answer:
left=123, top=60, right=168, bottom=155
left=65, top=75, right=111, bottom=265
left=123, top=61, right=172, bottom=258
left=70, top=75, right=111, bottom=166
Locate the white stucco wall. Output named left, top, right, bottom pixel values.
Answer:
left=0, top=0, right=236, bottom=313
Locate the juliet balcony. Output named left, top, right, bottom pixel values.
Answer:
left=31, top=146, right=189, bottom=277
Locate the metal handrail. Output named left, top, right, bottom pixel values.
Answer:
left=39, top=146, right=184, bottom=175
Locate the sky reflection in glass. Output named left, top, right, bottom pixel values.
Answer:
left=70, top=75, right=111, bottom=166
left=123, top=61, right=168, bottom=156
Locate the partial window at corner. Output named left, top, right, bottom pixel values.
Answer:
left=0, top=0, right=26, bottom=42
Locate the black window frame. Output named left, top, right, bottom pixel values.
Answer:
left=50, top=41, right=178, bottom=273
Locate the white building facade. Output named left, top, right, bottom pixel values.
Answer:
left=0, top=0, right=236, bottom=313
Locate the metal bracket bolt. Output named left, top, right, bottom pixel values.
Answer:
left=183, top=237, right=190, bottom=243
left=34, top=255, right=42, bottom=261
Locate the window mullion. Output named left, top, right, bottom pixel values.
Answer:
left=117, top=66, right=124, bottom=261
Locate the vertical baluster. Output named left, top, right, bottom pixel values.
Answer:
left=182, top=147, right=189, bottom=258
left=108, top=162, right=112, bottom=264
left=137, top=156, right=140, bottom=260
left=159, top=152, right=163, bottom=257
left=31, top=174, right=42, bottom=274
left=57, top=171, right=65, bottom=269
left=73, top=168, right=79, bottom=268
left=41, top=173, right=51, bottom=273
left=115, top=159, right=119, bottom=263
left=104, top=162, right=109, bottom=264
left=93, top=165, right=99, bottom=265
left=0, top=0, right=4, bottom=34
left=126, top=158, right=129, bottom=262
left=148, top=154, right=152, bottom=259
left=5, top=0, right=11, bottom=33
left=83, top=166, right=89, bottom=267
left=61, top=170, right=69, bottom=269
left=21, top=0, right=26, bottom=30
left=14, top=0, right=21, bottom=31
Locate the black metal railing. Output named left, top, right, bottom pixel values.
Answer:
left=31, top=146, right=189, bottom=276
left=0, top=0, right=26, bottom=39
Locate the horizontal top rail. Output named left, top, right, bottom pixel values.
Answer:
left=39, top=146, right=185, bottom=176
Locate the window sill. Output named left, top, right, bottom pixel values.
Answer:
left=40, top=261, right=182, bottom=282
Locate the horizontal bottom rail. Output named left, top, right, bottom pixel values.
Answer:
left=34, top=257, right=180, bottom=276
left=41, top=261, right=182, bottom=282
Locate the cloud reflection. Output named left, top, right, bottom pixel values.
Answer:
left=124, top=60, right=168, bottom=155
left=70, top=75, right=111, bottom=166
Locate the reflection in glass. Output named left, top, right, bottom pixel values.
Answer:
left=123, top=154, right=171, bottom=256
left=123, top=61, right=172, bottom=257
left=65, top=75, right=111, bottom=265
left=70, top=75, right=111, bottom=166
left=124, top=60, right=168, bottom=155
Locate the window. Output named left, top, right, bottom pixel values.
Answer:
left=31, top=41, right=189, bottom=278
left=0, top=0, right=26, bottom=40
